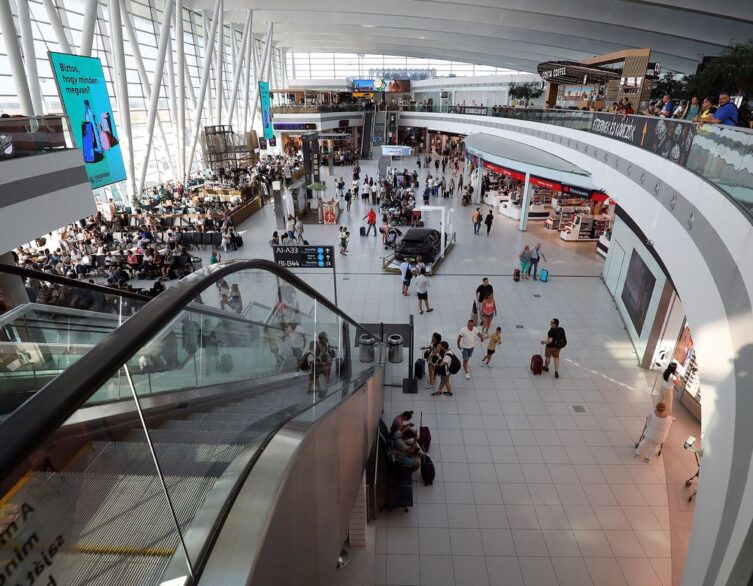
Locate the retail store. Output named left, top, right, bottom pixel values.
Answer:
left=427, top=131, right=465, bottom=156
left=397, top=126, right=427, bottom=151
left=274, top=121, right=361, bottom=161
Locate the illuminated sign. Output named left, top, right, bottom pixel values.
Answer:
left=541, top=67, right=566, bottom=80
left=273, top=245, right=335, bottom=268
left=259, top=81, right=274, bottom=140
left=48, top=52, right=126, bottom=189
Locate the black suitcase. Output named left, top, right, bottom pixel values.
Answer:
left=235, top=235, right=244, bottom=247
left=513, top=268, right=521, bottom=282
left=420, top=454, right=435, bottom=486
left=385, top=465, right=414, bottom=511
left=414, top=358, right=425, bottom=379
left=360, top=226, right=367, bottom=237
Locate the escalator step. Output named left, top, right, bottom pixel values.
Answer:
left=10, top=472, right=216, bottom=553
left=57, top=553, right=168, bottom=586
left=135, top=430, right=264, bottom=444
left=68, top=441, right=245, bottom=476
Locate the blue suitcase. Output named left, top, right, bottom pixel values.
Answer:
left=539, top=269, right=549, bottom=283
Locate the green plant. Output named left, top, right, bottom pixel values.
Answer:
left=509, top=82, right=544, bottom=101
left=684, top=40, right=753, bottom=100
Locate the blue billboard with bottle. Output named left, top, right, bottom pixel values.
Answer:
left=48, top=52, right=127, bottom=189
left=259, top=81, right=274, bottom=140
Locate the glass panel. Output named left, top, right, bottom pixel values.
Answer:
left=0, top=115, right=73, bottom=161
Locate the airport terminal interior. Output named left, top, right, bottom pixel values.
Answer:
left=0, top=1, right=752, bottom=585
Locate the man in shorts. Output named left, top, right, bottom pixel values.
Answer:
left=415, top=268, right=433, bottom=314
left=541, top=318, right=566, bottom=378
left=480, top=326, right=502, bottom=367
left=400, top=260, right=413, bottom=296
left=457, top=319, right=483, bottom=380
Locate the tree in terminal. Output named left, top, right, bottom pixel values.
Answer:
left=508, top=82, right=544, bottom=106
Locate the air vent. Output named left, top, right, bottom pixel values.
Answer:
left=572, top=405, right=586, bottom=413
left=516, top=325, right=524, bottom=329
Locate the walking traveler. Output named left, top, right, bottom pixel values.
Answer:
left=478, top=292, right=497, bottom=334
left=415, top=268, right=434, bottom=314
left=364, top=208, right=377, bottom=236
left=484, top=210, right=494, bottom=236
left=472, top=208, right=482, bottom=235
left=457, top=319, right=483, bottom=380
left=400, top=260, right=414, bottom=296
left=519, top=245, right=532, bottom=278
left=635, top=402, right=672, bottom=463
left=528, top=243, right=547, bottom=279
left=540, top=318, right=566, bottom=378
left=480, top=327, right=502, bottom=367
left=433, top=341, right=454, bottom=396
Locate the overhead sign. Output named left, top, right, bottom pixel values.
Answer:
left=541, top=67, right=566, bottom=80
left=482, top=161, right=525, bottom=182
left=530, top=177, right=562, bottom=191
left=561, top=184, right=592, bottom=198
left=589, top=113, right=695, bottom=165
left=259, top=81, right=274, bottom=140
left=273, top=245, right=335, bottom=268
left=48, top=51, right=126, bottom=189
left=381, top=145, right=412, bottom=157
left=273, top=122, right=317, bottom=131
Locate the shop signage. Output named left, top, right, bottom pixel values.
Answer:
left=48, top=52, right=126, bottom=189
left=541, top=66, right=566, bottom=80
left=259, top=81, right=274, bottom=140
left=482, top=161, right=525, bottom=181
left=273, top=122, right=317, bottom=131
left=562, top=184, right=591, bottom=198
left=589, top=113, right=696, bottom=165
left=273, top=245, right=335, bottom=268
left=381, top=145, right=412, bottom=157
left=530, top=177, right=562, bottom=191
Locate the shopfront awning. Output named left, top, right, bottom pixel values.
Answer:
left=536, top=60, right=622, bottom=85
left=464, top=132, right=596, bottom=192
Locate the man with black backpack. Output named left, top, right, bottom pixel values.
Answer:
left=541, top=318, right=567, bottom=378
left=433, top=341, right=460, bottom=396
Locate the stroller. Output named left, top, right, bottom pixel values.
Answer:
left=384, top=227, right=402, bottom=250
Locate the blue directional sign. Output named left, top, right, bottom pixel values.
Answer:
left=272, top=245, right=335, bottom=269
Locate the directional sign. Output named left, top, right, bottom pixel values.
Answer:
left=273, top=245, right=335, bottom=269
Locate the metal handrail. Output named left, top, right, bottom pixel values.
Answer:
left=0, top=259, right=378, bottom=478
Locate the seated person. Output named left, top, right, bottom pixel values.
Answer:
left=391, top=427, right=421, bottom=470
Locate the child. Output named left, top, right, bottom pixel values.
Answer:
left=481, top=327, right=502, bottom=367
left=263, top=326, right=284, bottom=367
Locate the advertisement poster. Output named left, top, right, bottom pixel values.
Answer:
left=48, top=52, right=126, bottom=189
left=589, top=113, right=696, bottom=166
left=353, top=79, right=410, bottom=93
left=259, top=81, right=274, bottom=140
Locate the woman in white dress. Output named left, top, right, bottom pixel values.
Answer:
left=656, top=362, right=681, bottom=415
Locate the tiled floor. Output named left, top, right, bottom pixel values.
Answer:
left=215, top=155, right=697, bottom=586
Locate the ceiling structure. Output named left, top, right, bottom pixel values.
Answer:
left=189, top=0, right=753, bottom=75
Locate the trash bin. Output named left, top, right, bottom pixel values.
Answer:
left=387, top=334, right=404, bottom=364
left=359, top=334, right=375, bottom=363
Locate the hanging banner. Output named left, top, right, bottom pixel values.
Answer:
left=259, top=81, right=274, bottom=140
left=530, top=177, right=562, bottom=191
left=48, top=52, right=126, bottom=189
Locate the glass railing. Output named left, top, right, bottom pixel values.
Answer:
left=271, top=103, right=366, bottom=114
left=0, top=114, right=74, bottom=160
left=0, top=260, right=382, bottom=585
left=401, top=105, right=753, bottom=221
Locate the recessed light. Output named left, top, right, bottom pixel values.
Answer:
left=419, top=36, right=426, bottom=40
left=361, top=24, right=376, bottom=28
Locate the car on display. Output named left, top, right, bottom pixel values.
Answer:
left=394, top=228, right=442, bottom=263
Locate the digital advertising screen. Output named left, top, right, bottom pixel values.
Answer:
left=259, top=81, right=274, bottom=140
left=353, top=79, right=411, bottom=93
left=385, top=79, right=410, bottom=93
left=353, top=79, right=375, bottom=92
left=48, top=52, right=126, bottom=189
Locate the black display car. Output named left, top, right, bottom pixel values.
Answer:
left=394, top=228, right=442, bottom=263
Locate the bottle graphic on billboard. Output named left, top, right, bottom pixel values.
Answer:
left=84, top=99, right=103, bottom=156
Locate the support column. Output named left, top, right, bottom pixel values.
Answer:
left=79, top=0, right=98, bottom=56
left=15, top=0, right=43, bottom=115
left=202, top=10, right=213, bottom=123
left=137, top=0, right=175, bottom=196
left=185, top=0, right=222, bottom=184
left=109, top=0, right=136, bottom=198
left=166, top=34, right=178, bottom=145
left=241, top=13, right=254, bottom=134
left=226, top=10, right=251, bottom=126
left=519, top=172, right=532, bottom=231
left=0, top=1, right=34, bottom=116
left=176, top=0, right=185, bottom=180
left=42, top=0, right=72, bottom=53
left=214, top=0, right=223, bottom=126
left=473, top=165, right=482, bottom=205
left=248, top=22, right=273, bottom=129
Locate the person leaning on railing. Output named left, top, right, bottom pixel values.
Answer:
left=702, top=90, right=739, bottom=126
left=692, top=97, right=718, bottom=125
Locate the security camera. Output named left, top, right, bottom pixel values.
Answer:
left=684, top=436, right=696, bottom=449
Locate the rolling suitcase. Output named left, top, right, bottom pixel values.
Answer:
left=513, top=268, right=521, bottom=282
left=418, top=412, right=431, bottom=452
left=530, top=353, right=543, bottom=375
left=420, top=454, right=435, bottom=486
left=539, top=268, right=549, bottom=283
left=414, top=358, right=425, bottom=380
left=360, top=226, right=367, bottom=237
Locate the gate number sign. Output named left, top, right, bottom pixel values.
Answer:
left=273, top=245, right=335, bottom=268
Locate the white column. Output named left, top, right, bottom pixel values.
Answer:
left=176, top=0, right=185, bottom=180
left=0, top=0, right=34, bottom=116
left=248, top=21, right=273, bottom=129
left=519, top=172, right=531, bottom=231
left=137, top=0, right=175, bottom=195
left=202, top=10, right=213, bottom=123
left=121, top=4, right=177, bottom=181
left=109, top=0, right=136, bottom=198
left=186, top=0, right=222, bottom=183
left=242, top=19, right=255, bottom=134
left=474, top=167, right=482, bottom=205
left=79, top=0, right=98, bottom=56
left=42, top=0, right=72, bottom=53
left=282, top=49, right=288, bottom=88
left=166, top=34, right=178, bottom=140
left=214, top=0, right=223, bottom=125
left=15, top=0, right=43, bottom=115
left=226, top=10, right=251, bottom=126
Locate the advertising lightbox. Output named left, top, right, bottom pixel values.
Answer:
left=48, top=52, right=126, bottom=189
left=259, top=81, right=274, bottom=140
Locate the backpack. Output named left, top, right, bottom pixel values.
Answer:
left=299, top=352, right=313, bottom=371
left=447, top=352, right=461, bottom=375
left=553, top=328, right=567, bottom=349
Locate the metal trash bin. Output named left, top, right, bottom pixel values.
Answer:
left=387, top=334, right=404, bottom=364
left=359, top=334, right=375, bottom=363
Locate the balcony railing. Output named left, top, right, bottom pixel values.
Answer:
left=0, top=114, right=74, bottom=161
left=400, top=105, right=753, bottom=220
left=271, top=104, right=366, bottom=114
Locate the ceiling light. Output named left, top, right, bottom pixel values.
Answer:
left=419, top=36, right=426, bottom=40
left=361, top=24, right=376, bottom=28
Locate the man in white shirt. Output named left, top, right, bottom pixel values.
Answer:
left=457, top=319, right=483, bottom=379
left=414, top=268, right=433, bottom=314
left=399, top=260, right=413, bottom=296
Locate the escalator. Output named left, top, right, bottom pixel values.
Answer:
left=0, top=260, right=385, bottom=585
left=360, top=106, right=375, bottom=159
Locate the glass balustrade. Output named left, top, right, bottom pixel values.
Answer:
left=0, top=114, right=73, bottom=160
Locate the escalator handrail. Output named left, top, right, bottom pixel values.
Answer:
left=0, top=258, right=378, bottom=478
left=0, top=263, right=151, bottom=302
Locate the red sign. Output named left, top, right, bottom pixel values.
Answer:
left=482, top=161, right=525, bottom=181
left=590, top=191, right=610, bottom=202
left=530, top=176, right=562, bottom=191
